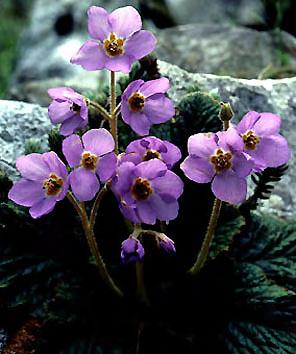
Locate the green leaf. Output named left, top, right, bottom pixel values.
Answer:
left=208, top=215, right=245, bottom=260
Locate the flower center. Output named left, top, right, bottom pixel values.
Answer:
left=210, top=148, right=233, bottom=174
left=242, top=130, right=260, bottom=150
left=81, top=151, right=98, bottom=170
left=132, top=177, right=153, bottom=201
left=142, top=149, right=161, bottom=161
left=70, top=102, right=81, bottom=114
left=43, top=173, right=64, bottom=196
left=103, top=32, right=124, bottom=57
left=128, top=92, right=145, bottom=112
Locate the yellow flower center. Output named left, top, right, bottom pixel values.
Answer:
left=103, top=32, right=125, bottom=57
left=242, top=130, right=260, bottom=150
left=142, top=149, right=161, bottom=161
left=43, top=173, right=64, bottom=196
left=132, top=177, right=153, bottom=201
left=128, top=91, right=145, bottom=112
left=81, top=151, right=98, bottom=170
left=210, top=148, right=233, bottom=174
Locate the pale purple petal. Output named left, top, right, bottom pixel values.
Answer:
left=180, top=156, right=214, bottom=183
left=236, top=111, right=260, bottom=134
left=149, top=193, right=179, bottom=221
left=122, top=80, right=144, bottom=101
left=121, top=237, right=144, bottom=264
left=82, top=128, right=114, bottom=156
left=29, top=198, right=56, bottom=219
left=71, top=40, right=107, bottom=71
left=232, top=153, right=254, bottom=178
left=134, top=159, right=167, bottom=180
left=43, top=151, right=68, bottom=180
left=87, top=6, right=111, bottom=40
left=140, top=77, right=170, bottom=97
left=212, top=171, right=247, bottom=204
left=119, top=203, right=140, bottom=224
left=60, top=115, right=84, bottom=136
left=187, top=133, right=218, bottom=158
left=143, top=95, right=175, bottom=124
left=16, top=154, right=50, bottom=181
left=109, top=6, right=142, bottom=38
left=162, top=141, right=182, bottom=168
left=112, top=162, right=135, bottom=195
left=62, top=134, right=83, bottom=167
left=128, top=111, right=151, bottom=136
left=124, top=30, right=156, bottom=60
left=137, top=200, right=157, bottom=224
left=48, top=101, right=75, bottom=124
left=119, top=152, right=142, bottom=166
left=48, top=87, right=75, bottom=100
left=252, top=112, right=281, bottom=136
left=69, top=168, right=100, bottom=202
left=152, top=171, right=183, bottom=199
left=104, top=55, right=133, bottom=74
left=96, top=152, right=117, bottom=182
left=247, top=134, right=291, bottom=168
left=8, top=179, right=44, bottom=207
left=217, top=127, right=244, bottom=153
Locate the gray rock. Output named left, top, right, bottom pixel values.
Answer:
left=166, top=0, right=264, bottom=27
left=158, top=61, right=296, bottom=219
left=0, top=100, right=51, bottom=177
left=156, top=24, right=296, bottom=78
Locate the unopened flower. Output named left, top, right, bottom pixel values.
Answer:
left=120, top=136, right=181, bottom=169
left=8, top=152, right=69, bottom=218
left=235, top=111, right=291, bottom=171
left=121, top=78, right=175, bottom=135
left=48, top=87, right=88, bottom=136
left=121, top=237, right=145, bottom=264
left=181, top=129, right=253, bottom=204
left=112, top=159, right=183, bottom=224
left=62, top=129, right=117, bottom=201
left=159, top=235, right=176, bottom=254
left=71, top=6, right=156, bottom=73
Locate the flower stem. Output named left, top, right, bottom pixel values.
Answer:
left=88, top=100, right=111, bottom=121
left=189, top=198, right=222, bottom=275
left=89, top=182, right=109, bottom=230
left=67, top=192, right=123, bottom=297
left=189, top=119, right=230, bottom=276
left=110, top=71, right=118, bottom=154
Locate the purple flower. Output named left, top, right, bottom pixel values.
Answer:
left=235, top=111, right=291, bottom=171
left=48, top=87, right=88, bottom=136
left=120, top=136, right=181, bottom=169
left=71, top=6, right=156, bottom=73
left=121, top=78, right=175, bottom=135
left=62, top=129, right=117, bottom=201
left=180, top=129, right=254, bottom=204
left=121, top=237, right=145, bottom=264
left=159, top=235, right=176, bottom=254
left=8, top=152, right=69, bottom=218
left=112, top=159, right=183, bottom=225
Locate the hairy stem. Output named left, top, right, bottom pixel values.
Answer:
left=89, top=182, right=109, bottom=230
left=110, top=71, right=118, bottom=154
left=189, top=119, right=229, bottom=275
left=88, top=100, right=111, bottom=121
left=67, top=192, right=123, bottom=297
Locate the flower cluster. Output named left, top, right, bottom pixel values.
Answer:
left=181, top=112, right=291, bottom=204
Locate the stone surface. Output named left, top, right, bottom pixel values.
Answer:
left=158, top=61, right=296, bottom=219
left=0, top=100, right=51, bottom=177
left=166, top=0, right=264, bottom=27
left=156, top=24, right=296, bottom=78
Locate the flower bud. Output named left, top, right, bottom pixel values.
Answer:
left=121, top=237, right=145, bottom=264
left=219, top=102, right=233, bottom=122
left=159, top=236, right=176, bottom=254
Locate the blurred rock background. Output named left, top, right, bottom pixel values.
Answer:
left=0, top=0, right=296, bottom=218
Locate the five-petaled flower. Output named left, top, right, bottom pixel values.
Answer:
left=112, top=159, right=183, bottom=225
left=62, top=129, right=117, bottom=201
left=121, top=77, right=175, bottom=135
left=120, top=136, right=181, bottom=169
left=121, top=237, right=145, bottom=264
left=48, top=87, right=88, bottom=136
left=235, top=111, right=291, bottom=171
left=9, top=152, right=69, bottom=218
left=181, top=129, right=254, bottom=204
left=71, top=6, right=156, bottom=73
